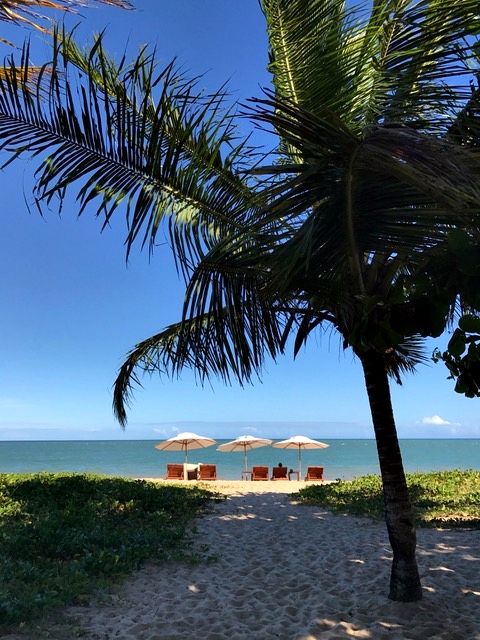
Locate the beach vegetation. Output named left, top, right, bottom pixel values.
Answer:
left=433, top=312, right=480, bottom=398
left=0, top=0, right=480, bottom=603
left=292, top=470, right=480, bottom=528
left=0, top=472, right=219, bottom=629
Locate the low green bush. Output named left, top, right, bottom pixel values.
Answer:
left=291, top=469, right=480, bottom=527
left=0, top=472, right=220, bottom=627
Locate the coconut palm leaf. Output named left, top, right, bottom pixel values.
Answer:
left=261, top=0, right=480, bottom=131
left=113, top=296, right=286, bottom=425
left=242, top=96, right=480, bottom=308
left=0, top=2, right=132, bottom=123
left=447, top=78, right=480, bottom=147
left=0, top=1, right=132, bottom=34
left=0, top=32, right=260, bottom=268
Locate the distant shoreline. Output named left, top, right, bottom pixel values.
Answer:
left=1, top=439, right=479, bottom=481
left=3, top=436, right=480, bottom=442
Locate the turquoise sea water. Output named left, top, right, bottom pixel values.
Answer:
left=0, top=439, right=479, bottom=481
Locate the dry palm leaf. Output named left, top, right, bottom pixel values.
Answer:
left=0, top=0, right=132, bottom=34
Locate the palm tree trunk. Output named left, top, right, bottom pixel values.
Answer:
left=358, top=348, right=423, bottom=602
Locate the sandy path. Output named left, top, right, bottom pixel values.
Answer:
left=64, top=481, right=480, bottom=639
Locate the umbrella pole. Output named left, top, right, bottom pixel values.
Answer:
left=298, top=447, right=302, bottom=480
left=184, top=445, right=188, bottom=481
left=244, top=447, right=248, bottom=472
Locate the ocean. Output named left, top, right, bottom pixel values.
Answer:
left=0, top=439, right=479, bottom=481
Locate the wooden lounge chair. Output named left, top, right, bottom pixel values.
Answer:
left=198, top=464, right=217, bottom=481
left=165, top=463, right=185, bottom=480
left=305, top=466, right=324, bottom=481
left=271, top=466, right=288, bottom=480
left=252, top=465, right=269, bottom=481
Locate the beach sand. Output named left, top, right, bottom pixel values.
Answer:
left=62, top=480, right=480, bottom=639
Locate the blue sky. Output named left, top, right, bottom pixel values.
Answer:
left=0, top=0, right=479, bottom=441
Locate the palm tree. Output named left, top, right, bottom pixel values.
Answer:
left=0, top=0, right=480, bottom=601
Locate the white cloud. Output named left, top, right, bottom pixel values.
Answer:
left=153, top=427, right=171, bottom=435
left=422, top=415, right=451, bottom=425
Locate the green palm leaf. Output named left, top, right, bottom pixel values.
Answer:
left=261, top=0, right=480, bottom=131
left=113, top=296, right=285, bottom=426
left=0, top=31, right=259, bottom=266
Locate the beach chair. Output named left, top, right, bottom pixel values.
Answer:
left=165, top=463, right=185, bottom=480
left=271, top=466, right=288, bottom=480
left=252, top=465, right=269, bottom=481
left=305, top=466, right=324, bottom=481
left=197, top=464, right=217, bottom=481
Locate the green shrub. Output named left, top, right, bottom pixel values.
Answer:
left=291, top=469, right=480, bottom=527
left=0, top=473, right=220, bottom=627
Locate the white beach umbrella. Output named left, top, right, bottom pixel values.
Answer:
left=272, top=435, right=329, bottom=479
left=217, top=435, right=273, bottom=471
left=155, top=432, right=217, bottom=479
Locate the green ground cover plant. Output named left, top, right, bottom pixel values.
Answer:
left=0, top=472, right=220, bottom=628
left=291, top=470, right=480, bottom=528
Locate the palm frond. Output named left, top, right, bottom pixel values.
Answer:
left=446, top=76, right=480, bottom=147
left=0, top=31, right=259, bottom=267
left=0, top=1, right=132, bottom=33
left=113, top=291, right=285, bottom=426
left=261, top=0, right=357, bottom=119
left=385, top=335, right=428, bottom=385
left=242, top=94, right=480, bottom=292
left=261, top=0, right=480, bottom=133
